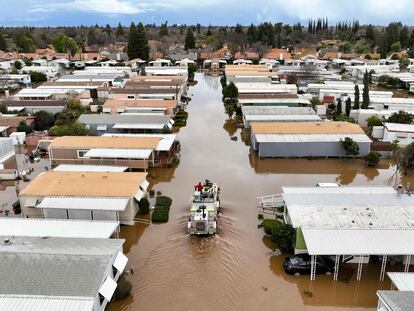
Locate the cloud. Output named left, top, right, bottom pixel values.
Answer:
left=32, top=0, right=143, bottom=15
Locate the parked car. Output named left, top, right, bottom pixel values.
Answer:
left=284, top=254, right=334, bottom=275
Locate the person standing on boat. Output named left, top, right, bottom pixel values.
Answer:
left=196, top=182, right=203, bottom=192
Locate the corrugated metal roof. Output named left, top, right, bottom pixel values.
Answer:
left=377, top=291, right=414, bottom=311
left=302, top=228, right=414, bottom=255
left=0, top=295, right=95, bottom=311
left=245, top=115, right=321, bottom=122
left=387, top=273, right=414, bottom=291
left=255, top=133, right=371, bottom=143
left=53, top=164, right=128, bottom=172
left=78, top=113, right=171, bottom=125
left=242, top=106, right=315, bottom=115
left=385, top=123, right=414, bottom=133
left=113, top=123, right=166, bottom=130
left=0, top=218, right=119, bottom=238
left=37, top=197, right=129, bottom=211
left=283, top=186, right=414, bottom=229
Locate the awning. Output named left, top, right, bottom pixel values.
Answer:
left=23, top=198, right=38, bottom=207
left=113, top=251, right=128, bottom=273
left=37, top=197, right=129, bottom=211
left=134, top=189, right=144, bottom=201
left=84, top=148, right=152, bottom=159
left=113, top=123, right=165, bottom=130
left=99, top=277, right=117, bottom=301
left=302, top=228, right=414, bottom=256
left=140, top=179, right=149, bottom=191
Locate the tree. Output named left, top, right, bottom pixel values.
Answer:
left=184, top=28, right=195, bottom=50
left=159, top=21, right=168, bottom=36
left=391, top=41, right=401, bottom=52
left=353, top=85, right=360, bottom=109
left=114, top=279, right=132, bottom=300
left=48, top=122, right=92, bottom=136
left=102, top=24, right=112, bottom=36
left=258, top=219, right=295, bottom=252
left=364, top=151, right=381, bottom=166
left=17, top=121, right=33, bottom=134
left=14, top=61, right=22, bottom=70
left=116, top=22, right=124, bottom=38
left=138, top=197, right=150, bottom=214
left=400, top=57, right=410, bottom=71
left=34, top=110, right=54, bottom=131
left=393, top=142, right=414, bottom=175
left=400, top=26, right=410, bottom=48
left=361, top=71, right=370, bottom=109
left=127, top=22, right=138, bottom=59
left=345, top=97, right=352, bottom=117
left=341, top=137, right=360, bottom=156
left=136, top=22, right=150, bottom=60
left=51, top=34, right=78, bottom=58
left=30, top=71, right=47, bottom=83
left=387, top=111, right=414, bottom=124
left=366, top=115, right=384, bottom=127
left=0, top=31, right=7, bottom=51
left=247, top=23, right=258, bottom=46
left=222, top=82, right=238, bottom=99
left=336, top=98, right=342, bottom=115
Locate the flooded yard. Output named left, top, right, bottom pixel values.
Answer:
left=107, top=73, right=414, bottom=311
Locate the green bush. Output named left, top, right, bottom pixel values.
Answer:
left=156, top=196, right=172, bottom=208
left=341, top=137, right=360, bottom=156
left=151, top=206, right=170, bottom=222
left=364, top=151, right=381, bottom=166
left=366, top=115, right=383, bottom=127
left=138, top=197, right=150, bottom=215
left=114, top=279, right=132, bottom=300
left=258, top=219, right=295, bottom=252
left=30, top=71, right=48, bottom=83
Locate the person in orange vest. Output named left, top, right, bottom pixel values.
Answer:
left=196, top=182, right=203, bottom=192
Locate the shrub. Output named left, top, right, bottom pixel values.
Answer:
left=258, top=219, right=295, bottom=252
left=151, top=206, right=170, bottom=222
left=366, top=115, right=383, bottom=127
left=364, top=151, right=381, bottom=166
left=114, top=279, right=132, bottom=300
left=169, top=155, right=180, bottom=168
left=156, top=196, right=172, bottom=209
left=222, top=81, right=238, bottom=99
left=17, top=121, right=33, bottom=134
left=30, top=71, right=47, bottom=83
left=387, top=111, right=414, bottom=124
left=138, top=197, right=150, bottom=215
left=341, top=137, right=360, bottom=156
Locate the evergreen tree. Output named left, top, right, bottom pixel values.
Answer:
left=345, top=97, right=352, bottom=117
left=362, top=71, right=370, bottom=109
left=400, top=26, right=409, bottom=48
left=136, top=22, right=150, bottom=61
left=336, top=98, right=342, bottom=115
left=353, top=85, right=360, bottom=109
left=159, top=21, right=168, bottom=37
left=0, top=32, right=6, bottom=51
left=247, top=24, right=258, bottom=46
left=102, top=24, right=112, bottom=36
left=116, top=22, right=124, bottom=38
left=184, top=28, right=195, bottom=50
left=127, top=22, right=138, bottom=59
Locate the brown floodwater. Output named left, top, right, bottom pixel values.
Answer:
left=107, top=73, right=414, bottom=311
left=1, top=74, right=411, bottom=311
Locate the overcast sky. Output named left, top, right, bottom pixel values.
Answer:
left=0, top=0, right=413, bottom=26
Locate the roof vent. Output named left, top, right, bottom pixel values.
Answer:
left=3, top=238, right=10, bottom=245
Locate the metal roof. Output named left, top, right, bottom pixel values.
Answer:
left=255, top=133, right=371, bottom=143
left=0, top=237, right=124, bottom=298
left=37, top=197, right=129, bottom=212
left=387, top=273, right=414, bottom=291
left=0, top=295, right=95, bottom=311
left=84, top=148, right=152, bottom=159
left=302, top=228, right=414, bottom=255
left=78, top=113, right=172, bottom=125
left=242, top=106, right=315, bottom=115
left=245, top=115, right=321, bottom=122
left=53, top=164, right=128, bottom=172
left=0, top=218, right=119, bottom=238
left=377, top=291, right=414, bottom=311
left=385, top=123, right=414, bottom=133
left=113, top=123, right=167, bottom=130
left=283, top=186, right=414, bottom=229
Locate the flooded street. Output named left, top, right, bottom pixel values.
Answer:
left=105, top=73, right=412, bottom=311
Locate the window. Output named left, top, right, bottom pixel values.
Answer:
left=127, top=95, right=134, bottom=99
left=77, top=150, right=89, bottom=158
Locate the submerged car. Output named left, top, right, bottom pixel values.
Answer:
left=284, top=254, right=334, bottom=275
